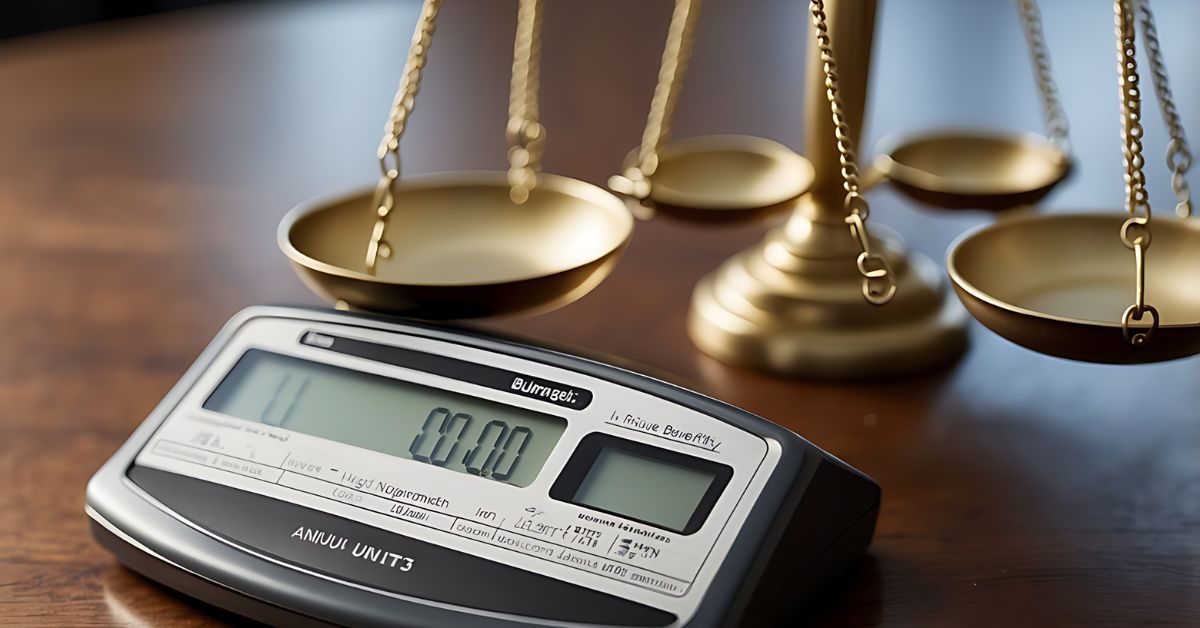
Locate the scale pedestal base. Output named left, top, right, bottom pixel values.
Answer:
left=688, top=196, right=968, bottom=379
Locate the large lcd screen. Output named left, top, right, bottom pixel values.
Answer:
left=204, top=349, right=567, bottom=487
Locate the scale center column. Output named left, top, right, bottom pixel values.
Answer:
left=687, top=0, right=967, bottom=379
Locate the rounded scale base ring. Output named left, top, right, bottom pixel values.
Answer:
left=688, top=218, right=968, bottom=379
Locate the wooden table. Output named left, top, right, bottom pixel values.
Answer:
left=2, top=1, right=1198, bottom=625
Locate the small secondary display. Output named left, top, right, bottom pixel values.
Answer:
left=551, top=434, right=734, bottom=534
left=204, top=349, right=567, bottom=487
left=575, top=448, right=717, bottom=532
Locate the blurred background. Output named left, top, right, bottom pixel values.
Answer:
left=0, top=1, right=234, bottom=39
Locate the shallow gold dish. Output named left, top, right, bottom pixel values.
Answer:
left=948, top=212, right=1200, bottom=363
left=877, top=131, right=1071, bottom=211
left=279, top=172, right=633, bottom=319
left=627, top=135, right=814, bottom=222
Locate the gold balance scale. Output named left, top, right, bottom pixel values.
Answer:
left=278, top=0, right=1200, bottom=378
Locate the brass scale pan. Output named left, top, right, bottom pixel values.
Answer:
left=872, top=0, right=1073, bottom=212
left=874, top=130, right=1070, bottom=211
left=949, top=213, right=1200, bottom=364
left=279, top=0, right=633, bottom=319
left=607, top=0, right=816, bottom=223
left=948, top=0, right=1200, bottom=365
left=280, top=173, right=632, bottom=319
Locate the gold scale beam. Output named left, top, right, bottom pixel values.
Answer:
left=688, top=0, right=968, bottom=378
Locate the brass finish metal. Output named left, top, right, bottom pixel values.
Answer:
left=1137, top=0, right=1192, bottom=218
left=608, top=0, right=814, bottom=222
left=1113, top=0, right=1157, bottom=348
left=505, top=0, right=547, bottom=205
left=688, top=0, right=968, bottom=379
left=948, top=212, right=1200, bottom=364
left=875, top=0, right=1072, bottom=212
left=618, top=135, right=814, bottom=222
left=807, top=0, right=896, bottom=306
left=280, top=173, right=632, bottom=319
left=948, top=0, right=1200, bottom=363
left=874, top=130, right=1071, bottom=211
left=366, top=0, right=443, bottom=274
left=283, top=0, right=632, bottom=318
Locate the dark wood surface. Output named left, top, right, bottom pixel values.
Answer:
left=2, top=1, right=1199, bottom=625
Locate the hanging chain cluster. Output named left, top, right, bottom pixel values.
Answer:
left=808, top=0, right=895, bottom=306
left=1016, top=0, right=1070, bottom=153
left=507, top=0, right=546, bottom=204
left=365, top=0, right=549, bottom=272
left=364, top=0, right=443, bottom=274
left=608, top=0, right=703, bottom=202
left=1114, top=0, right=1158, bottom=347
left=1135, top=0, right=1192, bottom=218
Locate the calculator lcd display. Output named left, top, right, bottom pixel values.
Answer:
left=204, top=349, right=566, bottom=487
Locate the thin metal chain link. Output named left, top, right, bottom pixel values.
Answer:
left=608, top=0, right=703, bottom=202
left=1135, top=0, right=1192, bottom=218
left=808, top=0, right=895, bottom=306
left=1115, top=0, right=1159, bottom=347
left=365, top=0, right=443, bottom=273
left=637, top=0, right=702, bottom=176
left=1016, top=0, right=1070, bottom=153
left=507, top=0, right=546, bottom=204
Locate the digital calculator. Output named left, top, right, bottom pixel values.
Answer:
left=87, top=306, right=879, bottom=627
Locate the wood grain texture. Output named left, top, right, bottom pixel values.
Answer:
left=0, top=1, right=1198, bottom=626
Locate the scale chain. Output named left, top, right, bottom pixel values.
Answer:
left=1016, top=0, right=1070, bottom=153
left=365, top=0, right=444, bottom=274
left=1115, top=0, right=1158, bottom=348
left=607, top=0, right=702, bottom=203
left=1135, top=0, right=1192, bottom=218
left=507, top=0, right=546, bottom=205
left=808, top=0, right=895, bottom=306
